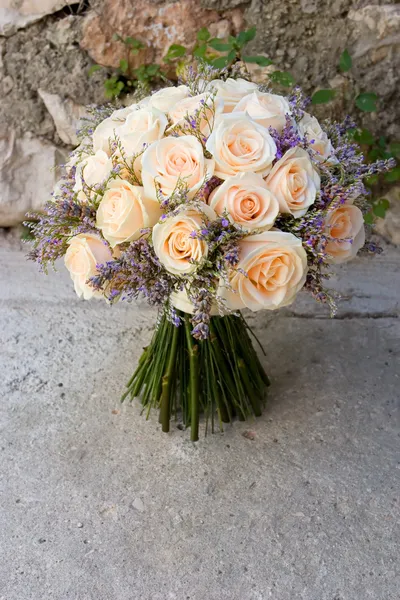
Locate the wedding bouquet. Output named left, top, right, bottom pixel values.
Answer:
left=27, top=64, right=393, bottom=440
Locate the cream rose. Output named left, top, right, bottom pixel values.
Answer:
left=93, top=105, right=137, bottom=154
left=145, top=85, right=190, bottom=113
left=168, top=93, right=224, bottom=137
left=117, top=106, right=168, bottom=157
left=206, top=78, right=258, bottom=113
left=64, top=233, right=112, bottom=300
left=170, top=289, right=220, bottom=315
left=220, top=230, right=308, bottom=311
left=206, top=113, right=277, bottom=179
left=142, top=135, right=215, bottom=201
left=298, top=113, right=337, bottom=164
left=324, top=204, right=365, bottom=263
left=208, top=172, right=279, bottom=231
left=74, top=150, right=113, bottom=192
left=152, top=203, right=216, bottom=275
left=234, top=91, right=291, bottom=131
left=265, top=147, right=320, bottom=217
left=96, top=179, right=162, bottom=248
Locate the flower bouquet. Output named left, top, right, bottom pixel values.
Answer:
left=27, top=64, right=393, bottom=440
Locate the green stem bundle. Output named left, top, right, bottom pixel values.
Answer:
left=122, top=310, right=270, bottom=439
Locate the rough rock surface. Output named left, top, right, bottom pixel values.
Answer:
left=0, top=129, right=65, bottom=226
left=1, top=238, right=399, bottom=599
left=0, top=0, right=76, bottom=36
left=375, top=186, right=400, bottom=246
left=38, top=89, right=88, bottom=146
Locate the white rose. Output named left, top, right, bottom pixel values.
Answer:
left=96, top=179, right=162, bottom=248
left=117, top=106, right=168, bottom=157
left=93, top=106, right=138, bottom=154
left=265, top=147, right=320, bottom=217
left=206, top=113, right=277, bottom=179
left=74, top=150, right=113, bottom=192
left=142, top=135, right=215, bottom=201
left=220, top=230, right=308, bottom=311
left=145, top=85, right=190, bottom=113
left=152, top=203, right=216, bottom=275
left=64, top=233, right=112, bottom=300
left=324, top=203, right=365, bottom=263
left=168, top=92, right=224, bottom=137
left=298, top=113, right=337, bottom=164
left=208, top=172, right=279, bottom=231
left=206, top=78, right=258, bottom=113
left=234, top=91, right=291, bottom=131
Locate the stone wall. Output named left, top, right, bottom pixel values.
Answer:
left=0, top=0, right=399, bottom=227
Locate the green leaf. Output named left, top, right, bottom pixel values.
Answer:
left=268, top=71, right=295, bottom=87
left=193, top=44, right=207, bottom=59
left=208, top=38, right=233, bottom=52
left=119, top=58, right=129, bottom=73
left=355, top=92, right=378, bottom=112
left=88, top=64, right=103, bottom=76
left=353, top=128, right=375, bottom=146
left=197, top=27, right=210, bottom=42
left=311, top=89, right=336, bottom=104
left=164, top=44, right=186, bottom=61
left=389, top=142, right=400, bottom=157
left=243, top=55, right=273, bottom=66
left=339, top=49, right=352, bottom=72
left=384, top=166, right=400, bottom=183
left=366, top=174, right=379, bottom=186
left=237, top=27, right=256, bottom=47
left=145, top=64, right=160, bottom=76
left=212, top=56, right=229, bottom=69
left=364, top=211, right=374, bottom=225
left=373, top=198, right=390, bottom=218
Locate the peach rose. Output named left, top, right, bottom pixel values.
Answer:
left=117, top=106, right=168, bottom=157
left=144, top=85, right=190, bottom=112
left=168, top=92, right=224, bottom=137
left=234, top=91, right=291, bottom=131
left=96, top=179, right=162, bottom=248
left=265, top=147, right=320, bottom=217
left=206, top=113, right=277, bottom=179
left=324, top=203, right=365, bottom=263
left=208, top=172, right=279, bottom=231
left=93, top=106, right=137, bottom=154
left=152, top=203, right=216, bottom=275
left=64, top=233, right=112, bottom=300
left=220, top=230, right=308, bottom=311
left=142, top=135, right=215, bottom=201
left=206, top=78, right=258, bottom=113
left=298, top=113, right=337, bottom=164
left=74, top=150, right=113, bottom=192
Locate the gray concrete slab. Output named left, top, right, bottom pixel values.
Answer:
left=0, top=238, right=399, bottom=600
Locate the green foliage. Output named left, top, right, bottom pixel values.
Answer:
left=355, top=92, right=378, bottom=113
left=268, top=71, right=295, bottom=87
left=311, top=89, right=336, bottom=104
left=339, top=49, right=352, bottom=72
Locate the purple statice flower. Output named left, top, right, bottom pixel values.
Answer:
left=269, top=115, right=304, bottom=159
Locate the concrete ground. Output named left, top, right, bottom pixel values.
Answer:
left=1, top=232, right=399, bottom=600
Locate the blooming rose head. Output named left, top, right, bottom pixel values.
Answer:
left=208, top=172, right=279, bottom=231
left=220, top=230, right=308, bottom=311
left=324, top=203, right=365, bottom=263
left=74, top=150, right=113, bottom=193
left=93, top=106, right=137, bottom=154
left=64, top=233, right=112, bottom=300
left=142, top=135, right=214, bottom=201
left=168, top=92, right=224, bottom=137
left=152, top=203, right=216, bottom=275
left=117, top=106, right=168, bottom=157
left=206, top=78, right=258, bottom=113
left=265, top=147, right=320, bottom=217
left=96, top=179, right=162, bottom=248
left=144, top=85, right=190, bottom=112
left=298, top=113, right=337, bottom=164
left=234, top=91, right=291, bottom=131
left=206, top=113, right=277, bottom=179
